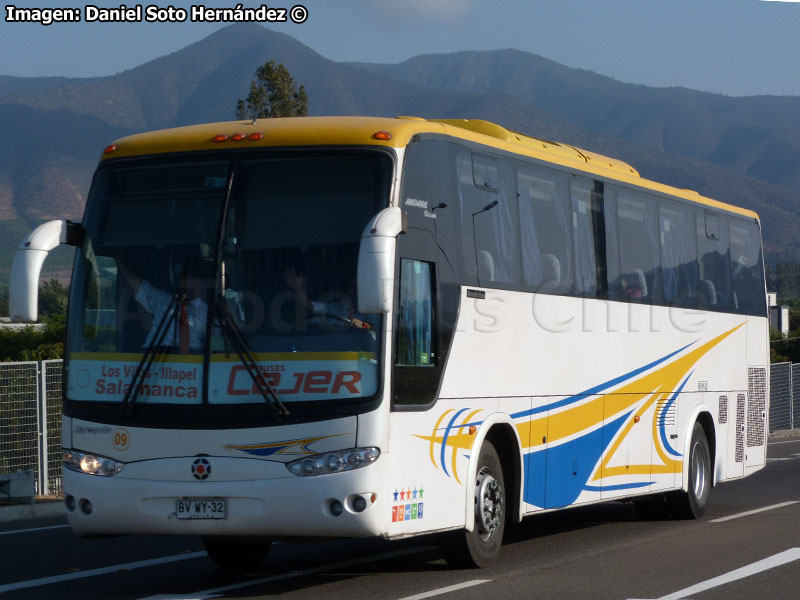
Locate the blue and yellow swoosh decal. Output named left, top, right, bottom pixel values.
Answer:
left=417, top=323, right=743, bottom=508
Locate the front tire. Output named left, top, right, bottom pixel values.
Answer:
left=203, top=536, right=272, bottom=573
left=667, top=422, right=711, bottom=519
left=440, top=440, right=506, bottom=568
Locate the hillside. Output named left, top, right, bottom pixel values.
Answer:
left=1, top=23, right=799, bottom=273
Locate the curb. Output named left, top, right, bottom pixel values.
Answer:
left=0, top=501, right=65, bottom=523
left=769, top=428, right=800, bottom=441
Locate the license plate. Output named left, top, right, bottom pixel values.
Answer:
left=176, top=498, right=227, bottom=520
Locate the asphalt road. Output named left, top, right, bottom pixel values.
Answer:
left=2, top=438, right=799, bottom=600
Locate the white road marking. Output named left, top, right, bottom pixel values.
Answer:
left=654, top=547, right=800, bottom=600
left=138, top=546, right=435, bottom=600
left=0, top=524, right=70, bottom=536
left=397, top=579, right=491, bottom=600
left=767, top=439, right=800, bottom=445
left=709, top=500, right=799, bottom=523
left=0, top=552, right=207, bottom=593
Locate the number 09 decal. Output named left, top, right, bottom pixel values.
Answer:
left=112, top=428, right=130, bottom=451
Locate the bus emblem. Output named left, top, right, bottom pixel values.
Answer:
left=192, top=458, right=211, bottom=480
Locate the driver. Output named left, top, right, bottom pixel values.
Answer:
left=283, top=267, right=371, bottom=331
left=119, top=257, right=213, bottom=352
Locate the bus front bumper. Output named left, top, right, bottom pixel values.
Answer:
left=63, top=462, right=388, bottom=539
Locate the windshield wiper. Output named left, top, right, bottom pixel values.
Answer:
left=121, top=293, right=182, bottom=414
left=215, top=300, right=290, bottom=417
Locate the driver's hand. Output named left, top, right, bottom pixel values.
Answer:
left=283, top=267, right=306, bottom=292
left=350, top=317, right=372, bottom=331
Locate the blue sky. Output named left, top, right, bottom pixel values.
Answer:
left=2, top=0, right=800, bottom=96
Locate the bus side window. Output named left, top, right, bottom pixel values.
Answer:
left=571, top=177, right=599, bottom=298
left=730, top=219, right=766, bottom=316
left=614, top=187, right=662, bottom=304
left=396, top=259, right=436, bottom=367
left=697, top=211, right=731, bottom=311
left=457, top=151, right=521, bottom=288
left=517, top=164, right=573, bottom=294
left=659, top=199, right=698, bottom=308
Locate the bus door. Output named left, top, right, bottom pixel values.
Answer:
left=388, top=227, right=456, bottom=532
left=391, top=227, right=441, bottom=406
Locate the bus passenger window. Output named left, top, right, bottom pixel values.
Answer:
left=396, top=259, right=435, bottom=367
left=571, top=178, right=599, bottom=298
left=615, top=189, right=661, bottom=304
left=517, top=165, right=573, bottom=294
left=697, top=211, right=731, bottom=311
left=730, top=219, right=766, bottom=316
left=659, top=200, right=698, bottom=308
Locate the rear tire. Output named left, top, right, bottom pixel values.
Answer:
left=440, top=440, right=505, bottom=568
left=203, top=536, right=272, bottom=573
left=667, top=422, right=711, bottom=519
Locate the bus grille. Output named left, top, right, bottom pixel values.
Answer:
left=747, top=367, right=767, bottom=447
left=718, top=395, right=728, bottom=424
left=657, top=397, right=676, bottom=427
left=735, top=393, right=745, bottom=463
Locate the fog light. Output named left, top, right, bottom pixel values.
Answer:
left=329, top=499, right=343, bottom=517
left=79, top=498, right=93, bottom=515
left=65, top=495, right=76, bottom=511
left=352, top=496, right=367, bottom=513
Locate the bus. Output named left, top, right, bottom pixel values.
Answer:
left=10, top=116, right=769, bottom=570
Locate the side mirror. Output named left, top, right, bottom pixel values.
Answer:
left=9, top=220, right=84, bottom=322
left=357, top=207, right=405, bottom=314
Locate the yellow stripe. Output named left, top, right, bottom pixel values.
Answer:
left=428, top=409, right=453, bottom=469
left=69, top=351, right=373, bottom=363
left=69, top=352, right=203, bottom=364
left=451, top=409, right=483, bottom=484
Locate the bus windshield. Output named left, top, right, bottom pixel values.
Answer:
left=66, top=151, right=392, bottom=409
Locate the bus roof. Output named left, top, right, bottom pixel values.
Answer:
left=102, top=116, right=758, bottom=220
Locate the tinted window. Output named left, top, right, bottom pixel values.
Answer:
left=614, top=187, right=661, bottom=304
left=659, top=199, right=698, bottom=307
left=697, top=211, right=731, bottom=311
left=472, top=154, right=499, bottom=189
left=730, top=219, right=766, bottom=316
left=402, top=139, right=459, bottom=283
left=572, top=178, right=599, bottom=297
left=518, top=164, right=573, bottom=294
left=457, top=150, right=520, bottom=287
left=396, top=259, right=435, bottom=367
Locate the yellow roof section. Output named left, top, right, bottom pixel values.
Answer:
left=102, top=116, right=758, bottom=220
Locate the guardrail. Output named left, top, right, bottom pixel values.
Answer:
left=770, top=362, right=799, bottom=433
left=0, top=360, right=62, bottom=498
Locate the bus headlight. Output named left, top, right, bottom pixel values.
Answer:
left=63, top=449, right=124, bottom=477
left=286, top=447, right=380, bottom=477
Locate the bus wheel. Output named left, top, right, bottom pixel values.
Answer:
left=202, top=536, right=272, bottom=573
left=440, top=440, right=505, bottom=568
left=668, top=422, right=711, bottom=519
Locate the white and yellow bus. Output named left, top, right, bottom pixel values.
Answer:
left=11, top=116, right=769, bottom=569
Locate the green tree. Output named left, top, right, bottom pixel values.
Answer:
left=235, top=59, right=308, bottom=120
left=38, top=279, right=68, bottom=318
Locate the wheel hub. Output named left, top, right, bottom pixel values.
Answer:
left=475, top=467, right=503, bottom=539
left=692, top=441, right=707, bottom=499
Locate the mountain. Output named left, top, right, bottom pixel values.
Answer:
left=1, top=24, right=799, bottom=270
left=355, top=50, right=800, bottom=188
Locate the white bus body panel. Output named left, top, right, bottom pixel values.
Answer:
left=384, top=287, right=768, bottom=535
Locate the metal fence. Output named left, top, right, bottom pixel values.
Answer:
left=0, top=360, right=62, bottom=496
left=770, top=362, right=798, bottom=433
